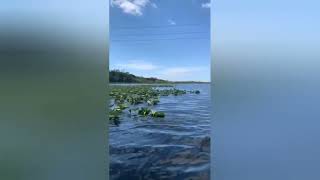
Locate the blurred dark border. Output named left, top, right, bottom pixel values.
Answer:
left=0, top=1, right=109, bottom=180
left=211, top=1, right=320, bottom=180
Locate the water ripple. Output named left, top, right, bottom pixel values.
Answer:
left=109, top=84, right=211, bottom=180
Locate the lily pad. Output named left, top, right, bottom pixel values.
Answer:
left=151, top=111, right=165, bottom=118
left=138, top=107, right=151, bottom=116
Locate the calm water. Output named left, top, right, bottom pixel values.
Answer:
left=109, top=84, right=211, bottom=180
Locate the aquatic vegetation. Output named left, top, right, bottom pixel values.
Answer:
left=108, top=85, right=200, bottom=125
left=138, top=107, right=151, bottom=116
left=158, top=89, right=187, bottom=96
left=116, top=103, right=128, bottom=110
left=111, top=104, right=127, bottom=114
left=151, top=110, right=165, bottom=118
left=136, top=108, right=165, bottom=118
left=147, top=98, right=160, bottom=106
left=109, top=108, right=121, bottom=125
left=189, top=90, right=200, bottom=94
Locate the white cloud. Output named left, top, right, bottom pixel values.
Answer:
left=115, top=61, right=159, bottom=71
left=133, top=0, right=149, bottom=6
left=159, top=67, right=206, bottom=81
left=111, top=0, right=151, bottom=16
left=201, top=2, right=211, bottom=8
left=168, top=19, right=176, bottom=25
left=112, top=62, right=208, bottom=81
left=151, top=3, right=157, bottom=8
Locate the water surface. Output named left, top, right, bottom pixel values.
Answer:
left=109, top=83, right=211, bottom=180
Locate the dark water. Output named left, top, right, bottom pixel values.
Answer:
left=109, top=84, right=211, bottom=180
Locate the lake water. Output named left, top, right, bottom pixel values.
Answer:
left=109, top=83, right=211, bottom=180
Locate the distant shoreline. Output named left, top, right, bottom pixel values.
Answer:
left=109, top=69, right=210, bottom=84
left=110, top=82, right=210, bottom=85
left=172, top=81, right=210, bottom=84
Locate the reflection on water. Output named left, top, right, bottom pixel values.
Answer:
left=109, top=84, right=211, bottom=180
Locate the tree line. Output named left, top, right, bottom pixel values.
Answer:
left=109, top=69, right=169, bottom=83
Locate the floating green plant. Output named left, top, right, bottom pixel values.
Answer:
left=108, top=85, right=200, bottom=125
left=151, top=110, right=165, bottom=118
left=116, top=103, right=128, bottom=110
left=138, top=107, right=151, bottom=116
left=147, top=98, right=160, bottom=106
left=109, top=108, right=121, bottom=126
left=189, top=90, right=200, bottom=94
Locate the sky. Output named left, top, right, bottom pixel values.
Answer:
left=110, top=0, right=211, bottom=82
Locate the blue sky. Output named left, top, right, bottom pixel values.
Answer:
left=110, top=0, right=211, bottom=81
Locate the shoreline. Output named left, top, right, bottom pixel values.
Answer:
left=110, top=82, right=211, bottom=85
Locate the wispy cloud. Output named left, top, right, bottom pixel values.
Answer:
left=111, top=0, right=154, bottom=16
left=151, top=2, right=157, bottom=8
left=201, top=2, right=211, bottom=8
left=158, top=67, right=207, bottom=81
left=168, top=19, right=176, bottom=25
left=112, top=61, right=208, bottom=81
left=115, top=61, right=159, bottom=71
